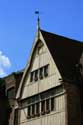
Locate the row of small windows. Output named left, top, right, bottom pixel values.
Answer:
left=21, top=85, right=63, bottom=119
left=30, top=65, right=49, bottom=82
left=27, top=97, right=54, bottom=119
left=14, top=87, right=64, bottom=122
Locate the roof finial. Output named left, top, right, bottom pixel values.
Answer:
left=35, top=11, right=40, bottom=31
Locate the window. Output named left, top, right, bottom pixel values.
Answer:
left=41, top=100, right=45, bottom=115
left=20, top=86, right=63, bottom=119
left=34, top=70, right=38, bottom=81
left=44, top=65, right=48, bottom=77
left=39, top=68, right=43, bottom=79
left=27, top=106, right=31, bottom=119
left=35, top=103, right=40, bottom=116
left=46, top=99, right=50, bottom=113
left=51, top=97, right=55, bottom=111
left=31, top=104, right=35, bottom=117
left=30, top=72, right=34, bottom=82
left=30, top=65, right=49, bottom=82
left=7, top=87, right=15, bottom=99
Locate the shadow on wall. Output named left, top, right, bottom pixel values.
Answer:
left=0, top=79, right=11, bottom=125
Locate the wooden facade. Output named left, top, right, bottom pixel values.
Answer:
left=16, top=29, right=83, bottom=125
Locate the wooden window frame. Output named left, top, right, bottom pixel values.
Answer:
left=30, top=64, right=49, bottom=82
left=26, top=86, right=63, bottom=119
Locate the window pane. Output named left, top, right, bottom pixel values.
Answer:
left=36, top=103, right=40, bottom=116
left=51, top=98, right=55, bottom=111
left=46, top=99, right=50, bottom=113
left=27, top=98, right=32, bottom=105
left=34, top=70, right=38, bottom=81
left=32, top=104, right=35, bottom=117
left=41, top=91, right=50, bottom=100
left=44, top=65, right=48, bottom=77
left=41, top=101, right=45, bottom=115
left=30, top=72, right=34, bottom=82
left=39, top=68, right=43, bottom=79
left=56, top=86, right=63, bottom=94
left=27, top=106, right=31, bottom=118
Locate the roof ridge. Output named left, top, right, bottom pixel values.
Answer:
left=40, top=29, right=83, bottom=44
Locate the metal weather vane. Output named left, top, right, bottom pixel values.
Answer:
left=35, top=11, right=40, bottom=30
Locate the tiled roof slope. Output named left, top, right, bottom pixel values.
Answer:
left=41, top=30, right=83, bottom=81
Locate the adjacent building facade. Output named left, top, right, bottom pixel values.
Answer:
left=0, top=78, right=10, bottom=125
left=4, top=71, right=23, bottom=125
left=0, top=71, right=23, bottom=125
left=16, top=29, right=83, bottom=125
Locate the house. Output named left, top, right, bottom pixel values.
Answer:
left=15, top=29, right=83, bottom=125
left=0, top=70, right=23, bottom=125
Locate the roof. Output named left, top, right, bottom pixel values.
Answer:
left=4, top=69, right=24, bottom=79
left=41, top=30, right=83, bottom=81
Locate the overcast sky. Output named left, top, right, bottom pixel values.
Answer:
left=0, top=0, right=83, bottom=77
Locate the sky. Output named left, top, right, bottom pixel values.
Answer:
left=0, top=0, right=83, bottom=77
